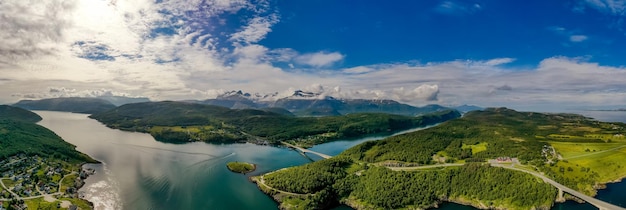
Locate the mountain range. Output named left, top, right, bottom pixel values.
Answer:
left=9, top=90, right=482, bottom=117
left=193, top=90, right=461, bottom=116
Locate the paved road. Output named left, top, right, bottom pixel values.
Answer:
left=0, top=178, right=19, bottom=199
left=389, top=162, right=624, bottom=210
left=253, top=172, right=311, bottom=197
left=281, top=142, right=332, bottom=159
left=388, top=163, right=464, bottom=171
left=491, top=164, right=625, bottom=210
left=0, top=172, right=76, bottom=203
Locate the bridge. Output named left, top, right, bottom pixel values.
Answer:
left=281, top=142, right=332, bottom=159
left=389, top=161, right=625, bottom=210
left=491, top=164, right=625, bottom=210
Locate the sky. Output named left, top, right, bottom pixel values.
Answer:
left=1, top=0, right=626, bottom=111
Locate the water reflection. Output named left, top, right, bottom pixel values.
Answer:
left=34, top=110, right=626, bottom=210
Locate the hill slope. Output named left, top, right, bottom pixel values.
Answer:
left=0, top=105, right=42, bottom=123
left=255, top=107, right=626, bottom=210
left=90, top=101, right=461, bottom=144
left=14, top=97, right=117, bottom=114
left=0, top=108, right=95, bottom=162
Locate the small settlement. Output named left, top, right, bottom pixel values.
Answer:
left=0, top=154, right=94, bottom=210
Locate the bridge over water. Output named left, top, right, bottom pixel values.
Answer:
left=491, top=164, right=624, bottom=210
left=281, top=142, right=332, bottom=159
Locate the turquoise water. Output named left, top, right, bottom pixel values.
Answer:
left=35, top=111, right=626, bottom=210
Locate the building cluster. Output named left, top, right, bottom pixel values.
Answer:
left=1, top=154, right=89, bottom=204
left=541, top=145, right=559, bottom=163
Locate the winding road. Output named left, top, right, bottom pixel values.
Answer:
left=490, top=163, right=625, bottom=210
left=0, top=172, right=76, bottom=205
left=393, top=161, right=625, bottom=210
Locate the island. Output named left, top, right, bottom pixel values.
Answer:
left=0, top=105, right=98, bottom=210
left=226, top=162, right=256, bottom=174
left=253, top=108, right=626, bottom=210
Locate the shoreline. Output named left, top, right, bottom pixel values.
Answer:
left=77, top=162, right=100, bottom=209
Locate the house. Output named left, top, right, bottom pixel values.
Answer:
left=496, top=157, right=512, bottom=162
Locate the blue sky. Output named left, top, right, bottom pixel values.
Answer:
left=262, top=0, right=624, bottom=68
left=0, top=0, right=625, bottom=111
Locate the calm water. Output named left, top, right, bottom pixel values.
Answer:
left=35, top=111, right=626, bottom=210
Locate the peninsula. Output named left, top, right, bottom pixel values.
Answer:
left=0, top=105, right=98, bottom=209
left=253, top=108, right=626, bottom=210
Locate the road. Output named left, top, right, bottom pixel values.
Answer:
left=387, top=163, right=464, bottom=171
left=281, top=142, right=332, bottom=159
left=491, top=163, right=625, bottom=210
left=0, top=178, right=20, bottom=200
left=0, top=172, right=76, bottom=204
left=252, top=170, right=311, bottom=197
left=391, top=162, right=625, bottom=210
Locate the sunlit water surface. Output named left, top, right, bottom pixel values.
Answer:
left=35, top=111, right=626, bottom=210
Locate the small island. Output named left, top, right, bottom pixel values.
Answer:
left=226, top=162, right=256, bottom=174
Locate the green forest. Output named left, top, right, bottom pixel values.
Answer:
left=90, top=101, right=461, bottom=144
left=0, top=106, right=96, bottom=162
left=260, top=158, right=555, bottom=210
left=0, top=105, right=42, bottom=123
left=256, top=107, right=626, bottom=209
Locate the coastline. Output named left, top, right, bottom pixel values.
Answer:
left=77, top=162, right=99, bottom=210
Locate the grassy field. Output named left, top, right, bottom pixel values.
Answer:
left=462, top=142, right=488, bottom=154
left=25, top=197, right=61, bottom=210
left=550, top=142, right=625, bottom=158
left=1, top=179, right=15, bottom=188
left=548, top=141, right=626, bottom=194
left=60, top=197, right=92, bottom=209
left=60, top=174, right=78, bottom=193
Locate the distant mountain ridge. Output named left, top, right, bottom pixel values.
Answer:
left=194, top=90, right=453, bottom=116
left=13, top=97, right=117, bottom=114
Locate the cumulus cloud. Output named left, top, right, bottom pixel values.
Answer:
left=1, top=0, right=626, bottom=112
left=295, top=52, right=345, bottom=67
left=0, top=0, right=74, bottom=64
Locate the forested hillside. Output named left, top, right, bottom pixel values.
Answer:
left=255, top=107, right=626, bottom=209
left=0, top=106, right=95, bottom=162
left=14, top=97, right=117, bottom=114
left=90, top=101, right=461, bottom=144
left=0, top=105, right=42, bottom=123
left=257, top=158, right=555, bottom=210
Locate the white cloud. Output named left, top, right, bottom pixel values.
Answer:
left=583, top=0, right=626, bottom=15
left=570, top=35, right=589, bottom=42
left=342, top=66, right=374, bottom=74
left=295, top=52, right=345, bottom=67
left=1, top=0, right=626, bottom=112
left=483, top=58, right=516, bottom=66
left=435, top=1, right=482, bottom=15
left=230, top=14, right=279, bottom=44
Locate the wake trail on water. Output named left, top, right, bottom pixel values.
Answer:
left=186, top=152, right=236, bottom=169
left=111, top=142, right=221, bottom=157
